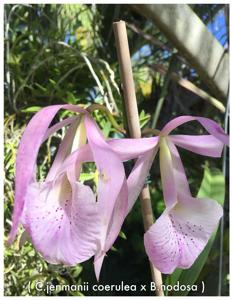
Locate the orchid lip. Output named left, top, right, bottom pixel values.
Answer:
left=144, top=192, right=223, bottom=274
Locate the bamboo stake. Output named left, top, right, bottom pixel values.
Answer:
left=113, top=20, right=164, bottom=296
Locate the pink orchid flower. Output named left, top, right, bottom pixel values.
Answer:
left=8, top=104, right=158, bottom=280
left=144, top=116, right=229, bottom=274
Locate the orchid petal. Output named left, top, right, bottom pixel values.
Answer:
left=9, top=105, right=64, bottom=244
left=161, top=116, right=229, bottom=145
left=105, top=180, right=128, bottom=250
left=167, top=139, right=191, bottom=197
left=94, top=253, right=106, bottom=281
left=127, top=146, right=159, bottom=213
left=144, top=193, right=223, bottom=274
left=57, top=144, right=93, bottom=178
left=61, top=135, right=159, bottom=218
left=159, top=137, right=177, bottom=208
left=42, top=116, right=78, bottom=143
left=61, top=137, right=159, bottom=175
left=22, top=177, right=101, bottom=265
left=9, top=104, right=89, bottom=243
left=84, top=116, right=128, bottom=258
left=144, top=211, right=179, bottom=273
left=107, top=137, right=158, bottom=161
left=46, top=117, right=83, bottom=181
left=170, top=135, right=224, bottom=157
left=108, top=137, right=160, bottom=214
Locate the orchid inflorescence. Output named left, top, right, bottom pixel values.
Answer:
left=8, top=104, right=229, bottom=280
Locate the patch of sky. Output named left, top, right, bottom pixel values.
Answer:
left=15, top=24, right=27, bottom=32
left=37, top=8, right=42, bottom=17
left=162, top=50, right=172, bottom=60
left=87, top=87, right=103, bottom=103
left=132, top=8, right=227, bottom=66
left=131, top=44, right=151, bottom=62
left=207, top=9, right=227, bottom=47
left=64, top=32, right=76, bottom=44
left=132, top=43, right=172, bottom=66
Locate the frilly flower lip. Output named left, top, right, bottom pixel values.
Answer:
left=8, top=104, right=159, bottom=280
left=144, top=191, right=223, bottom=274
left=22, top=176, right=102, bottom=266
left=144, top=116, right=228, bottom=274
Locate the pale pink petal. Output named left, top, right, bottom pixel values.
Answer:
left=159, top=137, right=177, bottom=208
left=144, top=210, right=179, bottom=274
left=9, top=105, right=64, bottom=244
left=161, top=116, right=229, bottom=145
left=104, top=180, right=128, bottom=251
left=170, top=135, right=224, bottom=157
left=108, top=137, right=158, bottom=161
left=23, top=177, right=101, bottom=265
left=84, top=116, right=128, bottom=263
left=9, top=104, right=89, bottom=243
left=127, top=147, right=158, bottom=213
left=42, top=116, right=78, bottom=143
left=94, top=253, right=106, bottom=281
left=144, top=193, right=223, bottom=274
left=56, top=144, right=93, bottom=179
left=167, top=139, right=191, bottom=197
left=61, top=137, right=159, bottom=176
left=93, top=181, right=128, bottom=281
left=46, top=117, right=83, bottom=181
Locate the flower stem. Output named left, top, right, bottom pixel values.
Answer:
left=113, top=20, right=164, bottom=296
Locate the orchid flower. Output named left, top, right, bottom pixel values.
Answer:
left=144, top=116, right=229, bottom=274
left=9, top=107, right=228, bottom=278
left=8, top=104, right=158, bottom=280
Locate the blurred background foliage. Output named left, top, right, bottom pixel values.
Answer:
left=4, top=4, right=229, bottom=296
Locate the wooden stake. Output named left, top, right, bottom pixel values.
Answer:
left=113, top=20, right=164, bottom=296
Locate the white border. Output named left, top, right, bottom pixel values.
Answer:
left=1, top=1, right=231, bottom=299
left=1, top=2, right=4, bottom=299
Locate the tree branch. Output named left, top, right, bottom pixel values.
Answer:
left=131, top=4, right=229, bottom=101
